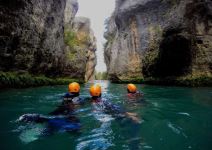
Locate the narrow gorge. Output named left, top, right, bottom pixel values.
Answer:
left=0, top=0, right=96, bottom=87
left=1, top=1, right=212, bottom=150
left=104, top=0, right=212, bottom=86
left=1, top=0, right=212, bottom=87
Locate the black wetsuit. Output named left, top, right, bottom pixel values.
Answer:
left=18, top=93, right=83, bottom=132
left=48, top=92, right=85, bottom=116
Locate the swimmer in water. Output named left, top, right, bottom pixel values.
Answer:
left=49, top=82, right=85, bottom=115
left=89, top=84, right=141, bottom=123
left=127, top=84, right=144, bottom=100
left=18, top=82, right=84, bottom=133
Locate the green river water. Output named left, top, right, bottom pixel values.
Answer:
left=0, top=81, right=212, bottom=150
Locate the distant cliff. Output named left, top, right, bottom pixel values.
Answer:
left=0, top=0, right=96, bottom=83
left=104, top=0, right=212, bottom=85
left=64, top=17, right=97, bottom=81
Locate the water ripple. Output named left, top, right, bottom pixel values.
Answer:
left=76, top=113, right=114, bottom=150
left=177, top=112, right=191, bottom=117
left=76, top=137, right=113, bottom=150
left=167, top=122, right=187, bottom=138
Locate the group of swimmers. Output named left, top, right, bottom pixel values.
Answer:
left=18, top=82, right=143, bottom=134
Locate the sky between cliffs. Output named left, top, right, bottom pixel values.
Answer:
left=76, top=0, right=115, bottom=72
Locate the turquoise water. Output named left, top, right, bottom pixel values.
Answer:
left=0, top=81, right=212, bottom=150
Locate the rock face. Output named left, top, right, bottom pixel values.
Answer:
left=64, top=0, right=78, bottom=27
left=104, top=0, right=212, bottom=82
left=0, top=0, right=67, bottom=76
left=64, top=17, right=97, bottom=81
left=0, top=0, right=96, bottom=81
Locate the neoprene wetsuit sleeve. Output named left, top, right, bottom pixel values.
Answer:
left=18, top=114, right=49, bottom=123
left=49, top=105, right=66, bottom=115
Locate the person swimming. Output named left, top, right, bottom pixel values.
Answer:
left=127, top=84, right=144, bottom=100
left=89, top=84, right=141, bottom=123
left=49, top=82, right=85, bottom=116
left=18, top=114, right=81, bottom=133
left=18, top=82, right=83, bottom=133
left=18, top=82, right=141, bottom=136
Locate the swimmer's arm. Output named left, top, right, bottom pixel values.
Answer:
left=18, top=114, right=49, bottom=123
left=125, top=112, right=141, bottom=123
left=103, top=100, right=141, bottom=123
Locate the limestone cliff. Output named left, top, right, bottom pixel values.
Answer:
left=64, top=0, right=78, bottom=27
left=64, top=17, right=97, bottom=81
left=0, top=0, right=96, bottom=82
left=0, top=0, right=67, bottom=76
left=104, top=0, right=212, bottom=84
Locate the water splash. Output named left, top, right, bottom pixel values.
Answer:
left=76, top=112, right=114, bottom=150
left=167, top=122, right=187, bottom=138
left=18, top=124, right=45, bottom=144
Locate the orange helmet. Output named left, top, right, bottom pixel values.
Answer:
left=68, top=82, right=80, bottom=93
left=127, top=84, right=137, bottom=93
left=90, top=84, right=101, bottom=97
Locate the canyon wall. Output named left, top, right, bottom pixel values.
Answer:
left=64, top=17, right=97, bottom=81
left=0, top=0, right=96, bottom=81
left=104, top=0, right=212, bottom=84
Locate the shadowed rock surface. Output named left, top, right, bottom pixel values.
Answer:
left=0, top=0, right=96, bottom=82
left=0, top=0, right=67, bottom=76
left=104, top=0, right=212, bottom=84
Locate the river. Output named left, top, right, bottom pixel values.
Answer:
left=0, top=81, right=212, bottom=150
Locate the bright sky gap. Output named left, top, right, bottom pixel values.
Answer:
left=76, top=0, right=115, bottom=72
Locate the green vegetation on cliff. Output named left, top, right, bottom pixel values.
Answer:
left=109, top=75, right=144, bottom=84
left=115, top=78, right=144, bottom=84
left=64, top=30, right=79, bottom=49
left=109, top=74, right=212, bottom=86
left=64, top=29, right=91, bottom=48
left=145, top=76, right=212, bottom=87
left=95, top=72, right=108, bottom=80
left=64, top=29, right=88, bottom=63
left=0, top=72, right=83, bottom=89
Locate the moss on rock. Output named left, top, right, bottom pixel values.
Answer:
left=0, top=72, right=83, bottom=89
left=110, top=75, right=144, bottom=84
left=110, top=73, right=212, bottom=86
left=144, top=75, right=212, bottom=87
left=64, top=30, right=79, bottom=49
